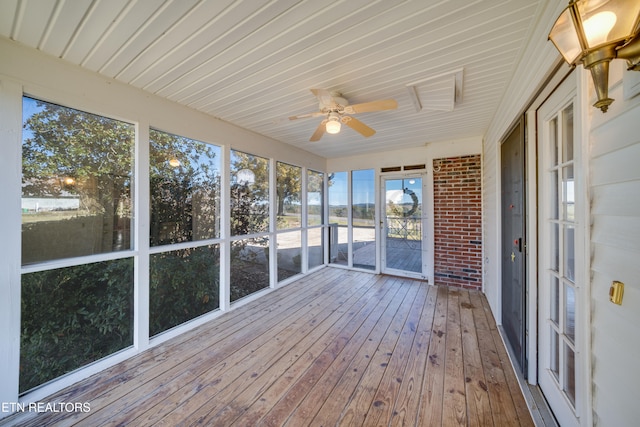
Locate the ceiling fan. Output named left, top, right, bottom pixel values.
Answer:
left=289, top=89, right=398, bottom=141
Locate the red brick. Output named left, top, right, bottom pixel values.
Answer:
left=432, top=154, right=482, bottom=289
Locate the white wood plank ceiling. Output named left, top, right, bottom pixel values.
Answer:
left=0, top=0, right=547, bottom=158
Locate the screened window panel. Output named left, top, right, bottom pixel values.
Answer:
left=21, top=97, right=134, bottom=264
left=277, top=230, right=302, bottom=281
left=149, top=245, right=220, bottom=336
left=230, top=151, right=269, bottom=236
left=307, top=170, right=324, bottom=226
left=230, top=238, right=270, bottom=301
left=20, top=258, right=134, bottom=392
left=276, top=162, right=302, bottom=230
left=149, top=129, right=221, bottom=246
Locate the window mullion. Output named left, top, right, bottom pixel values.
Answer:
left=0, top=79, right=23, bottom=404
left=134, top=123, right=150, bottom=352
left=220, top=145, right=231, bottom=311
left=301, top=168, right=308, bottom=274
left=269, top=158, right=277, bottom=287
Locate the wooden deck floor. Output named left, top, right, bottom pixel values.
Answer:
left=9, top=268, right=533, bottom=426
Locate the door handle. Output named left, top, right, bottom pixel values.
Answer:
left=514, top=237, right=523, bottom=253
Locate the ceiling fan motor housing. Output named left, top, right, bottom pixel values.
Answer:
left=319, top=94, right=349, bottom=111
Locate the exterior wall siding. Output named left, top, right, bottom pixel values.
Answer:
left=588, top=66, right=640, bottom=427
left=433, top=154, right=482, bottom=289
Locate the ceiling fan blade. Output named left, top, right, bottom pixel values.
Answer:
left=289, top=111, right=325, bottom=120
left=310, top=88, right=336, bottom=108
left=343, top=99, right=398, bottom=114
left=310, top=120, right=327, bottom=141
left=341, top=116, right=375, bottom=137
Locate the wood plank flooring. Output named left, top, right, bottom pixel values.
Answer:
left=7, top=268, right=533, bottom=426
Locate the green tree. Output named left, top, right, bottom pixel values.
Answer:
left=149, top=129, right=221, bottom=245
left=149, top=246, right=220, bottom=336
left=20, top=259, right=134, bottom=392
left=228, top=151, right=271, bottom=300
left=276, top=162, right=301, bottom=217
left=22, top=98, right=135, bottom=255
left=148, top=129, right=222, bottom=335
left=21, top=99, right=136, bottom=392
left=20, top=99, right=222, bottom=391
left=230, top=151, right=270, bottom=235
left=22, top=100, right=134, bottom=205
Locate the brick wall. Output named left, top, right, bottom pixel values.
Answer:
left=433, top=154, right=482, bottom=289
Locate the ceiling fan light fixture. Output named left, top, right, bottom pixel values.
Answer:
left=326, top=113, right=341, bottom=134
left=294, top=89, right=397, bottom=141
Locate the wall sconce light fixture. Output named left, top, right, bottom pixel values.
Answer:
left=548, top=0, right=640, bottom=112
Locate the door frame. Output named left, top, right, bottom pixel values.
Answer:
left=522, top=63, right=573, bottom=384
left=532, top=68, right=592, bottom=426
left=500, top=116, right=527, bottom=374
left=380, top=173, right=428, bottom=279
left=498, top=63, right=592, bottom=425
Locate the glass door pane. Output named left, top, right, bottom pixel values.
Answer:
left=352, top=169, right=375, bottom=270
left=537, top=76, right=582, bottom=426
left=548, top=102, right=579, bottom=411
left=383, top=177, right=423, bottom=274
left=328, top=172, right=348, bottom=266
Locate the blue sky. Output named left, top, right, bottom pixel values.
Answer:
left=329, top=170, right=423, bottom=207
left=329, top=169, right=375, bottom=206
left=22, top=97, right=43, bottom=141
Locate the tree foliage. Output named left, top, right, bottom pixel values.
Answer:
left=230, top=151, right=270, bottom=235
left=21, top=99, right=136, bottom=392
left=19, top=99, right=314, bottom=391
left=149, top=246, right=220, bottom=336
left=228, top=151, right=272, bottom=299
left=22, top=97, right=134, bottom=215
left=149, top=129, right=221, bottom=245
left=148, top=130, right=222, bottom=336
left=20, top=259, right=133, bottom=393
left=276, top=162, right=301, bottom=217
left=20, top=100, right=224, bottom=391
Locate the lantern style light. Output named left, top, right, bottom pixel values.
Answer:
left=549, top=0, right=640, bottom=112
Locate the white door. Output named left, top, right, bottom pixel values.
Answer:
left=537, top=73, right=587, bottom=426
left=381, top=176, right=426, bottom=278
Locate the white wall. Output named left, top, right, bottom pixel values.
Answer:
left=587, top=62, right=640, bottom=427
left=326, top=137, right=481, bottom=173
